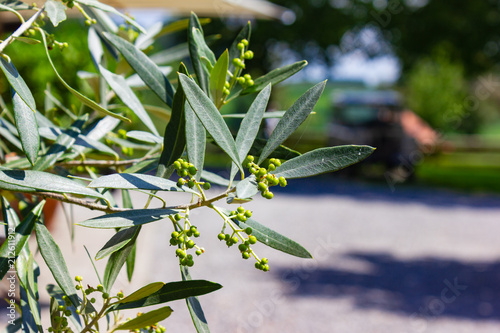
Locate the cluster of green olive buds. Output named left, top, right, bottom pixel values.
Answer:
left=231, top=39, right=255, bottom=89
left=255, top=257, right=270, bottom=272
left=128, top=313, right=166, bottom=333
left=174, top=158, right=211, bottom=190
left=38, top=33, right=69, bottom=51
left=170, top=212, right=205, bottom=267
left=49, top=276, right=125, bottom=332
left=243, top=156, right=287, bottom=199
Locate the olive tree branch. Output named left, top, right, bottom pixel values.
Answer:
left=37, top=187, right=236, bottom=214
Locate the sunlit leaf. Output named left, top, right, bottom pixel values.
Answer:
left=12, top=90, right=39, bottom=165
left=221, top=208, right=312, bottom=258
left=103, top=227, right=139, bottom=291
left=35, top=222, right=80, bottom=307
left=181, top=266, right=211, bottom=333
left=103, top=32, right=175, bottom=107
left=0, top=57, right=36, bottom=111
left=184, top=103, right=205, bottom=181
left=235, top=175, right=258, bottom=199
left=230, top=84, right=271, bottom=181
left=179, top=74, right=242, bottom=172
left=157, top=64, right=188, bottom=178
left=258, top=81, right=326, bottom=164
left=44, top=0, right=66, bottom=27
left=77, top=208, right=179, bottom=229
left=273, top=145, right=375, bottom=179
left=114, top=306, right=173, bottom=330
left=110, top=280, right=222, bottom=311
left=95, top=227, right=138, bottom=260
left=210, top=50, right=229, bottom=107
left=118, top=282, right=165, bottom=303
left=99, top=65, right=159, bottom=135
left=188, top=13, right=210, bottom=93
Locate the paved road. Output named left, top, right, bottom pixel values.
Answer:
left=5, top=177, right=500, bottom=332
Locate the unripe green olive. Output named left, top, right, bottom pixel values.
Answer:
left=242, top=252, right=250, bottom=259
left=237, top=42, right=245, bottom=50
left=203, top=182, right=211, bottom=190
left=238, top=244, right=248, bottom=252
left=218, top=233, right=225, bottom=240
left=241, top=39, right=249, bottom=46
left=245, top=227, right=253, bottom=234
left=248, top=235, right=257, bottom=244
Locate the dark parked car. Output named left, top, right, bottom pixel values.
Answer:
left=328, top=90, right=420, bottom=171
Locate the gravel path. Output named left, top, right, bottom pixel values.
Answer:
left=3, top=177, right=500, bottom=332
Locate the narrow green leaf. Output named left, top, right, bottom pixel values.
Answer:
left=12, top=90, right=39, bottom=165
left=0, top=57, right=36, bottom=111
left=75, top=0, right=146, bottom=33
left=228, top=22, right=251, bottom=75
left=40, top=31, right=129, bottom=122
left=45, top=0, right=66, bottom=27
left=188, top=13, right=209, bottom=93
left=77, top=208, right=178, bottom=229
left=99, top=65, right=159, bottom=135
left=88, top=173, right=197, bottom=194
left=96, top=227, right=138, bottom=260
left=273, top=145, right=375, bottom=179
left=0, top=199, right=44, bottom=280
left=241, top=61, right=308, bottom=96
left=0, top=0, right=31, bottom=11
left=35, top=222, right=80, bottom=307
left=25, top=254, right=42, bottom=332
left=184, top=103, right=206, bottom=181
left=34, top=115, right=87, bottom=171
left=157, top=64, right=188, bottom=178
left=210, top=50, right=229, bottom=107
left=13, top=36, right=41, bottom=45
left=103, top=226, right=139, bottom=292
left=118, top=282, right=165, bottom=304
left=258, top=81, right=326, bottom=164
left=110, top=280, right=222, bottom=311
left=179, top=74, right=242, bottom=172
left=230, top=84, right=271, bottom=181
left=126, top=241, right=136, bottom=282
left=0, top=168, right=107, bottom=201
left=114, top=306, right=173, bottom=331
left=223, top=111, right=285, bottom=119
left=222, top=208, right=312, bottom=258
left=235, top=175, right=258, bottom=199
left=181, top=266, right=211, bottom=333
left=192, top=29, right=216, bottom=65
left=103, top=32, right=175, bottom=107
left=127, top=131, right=162, bottom=144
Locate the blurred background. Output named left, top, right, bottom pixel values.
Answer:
left=2, top=0, right=500, bottom=332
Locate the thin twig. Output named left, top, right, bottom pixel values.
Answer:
left=37, top=187, right=236, bottom=214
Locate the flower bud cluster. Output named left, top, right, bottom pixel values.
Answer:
left=243, top=155, right=287, bottom=199
left=170, top=212, right=205, bottom=267
left=174, top=158, right=211, bottom=190
left=48, top=276, right=125, bottom=332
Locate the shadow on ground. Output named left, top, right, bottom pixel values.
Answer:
left=274, top=252, right=500, bottom=321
